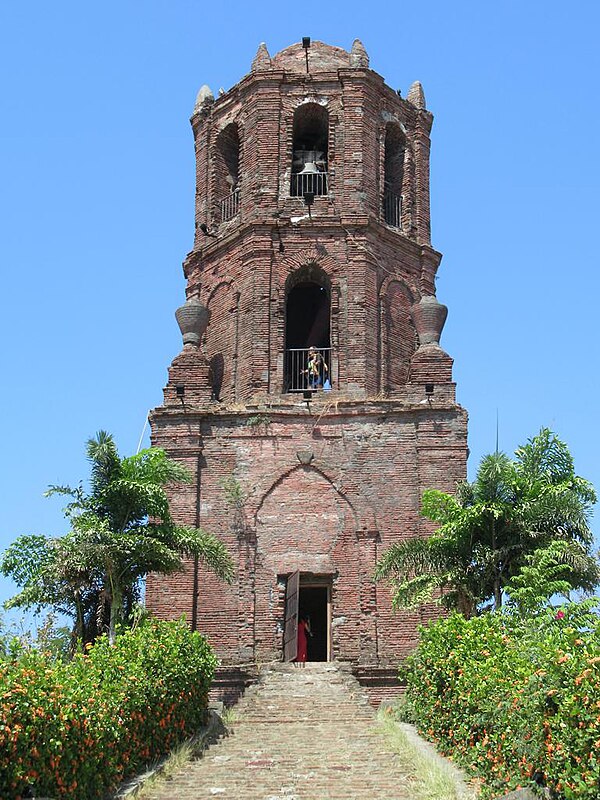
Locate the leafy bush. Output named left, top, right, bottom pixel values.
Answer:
left=0, top=618, right=217, bottom=799
left=402, top=604, right=600, bottom=799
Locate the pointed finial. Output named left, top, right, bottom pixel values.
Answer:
left=252, top=42, right=272, bottom=72
left=193, top=85, right=214, bottom=114
left=350, top=39, right=369, bottom=68
left=407, top=81, right=426, bottom=109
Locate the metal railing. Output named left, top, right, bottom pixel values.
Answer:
left=220, top=188, right=240, bottom=222
left=383, top=190, right=402, bottom=228
left=285, top=347, right=332, bottom=392
left=290, top=172, right=328, bottom=198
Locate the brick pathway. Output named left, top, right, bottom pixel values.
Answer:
left=145, top=663, right=415, bottom=799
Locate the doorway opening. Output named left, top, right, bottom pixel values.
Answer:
left=290, top=103, right=329, bottom=197
left=282, top=572, right=332, bottom=662
left=383, top=122, right=405, bottom=228
left=299, top=585, right=329, bottom=662
left=284, top=268, right=331, bottom=392
left=286, top=282, right=330, bottom=349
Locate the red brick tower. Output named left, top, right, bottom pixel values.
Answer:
left=146, top=39, right=468, bottom=702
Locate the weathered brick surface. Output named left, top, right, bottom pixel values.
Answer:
left=146, top=40, right=468, bottom=696
left=147, top=398, right=466, bottom=668
left=143, top=663, right=416, bottom=800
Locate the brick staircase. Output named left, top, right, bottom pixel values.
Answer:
left=145, top=663, right=415, bottom=799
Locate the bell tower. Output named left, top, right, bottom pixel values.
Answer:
left=146, top=39, right=468, bottom=703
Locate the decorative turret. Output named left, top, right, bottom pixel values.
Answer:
left=164, top=297, right=212, bottom=406
left=407, top=80, right=426, bottom=109
left=411, top=295, right=448, bottom=348
left=175, top=297, right=210, bottom=347
left=251, top=42, right=272, bottom=72
left=192, top=84, right=214, bottom=116
left=350, top=39, right=369, bottom=68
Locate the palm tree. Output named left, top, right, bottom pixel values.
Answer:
left=375, top=428, right=598, bottom=617
left=2, top=432, right=234, bottom=645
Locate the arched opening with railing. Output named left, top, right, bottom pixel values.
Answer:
left=290, top=104, right=329, bottom=198
left=383, top=123, right=405, bottom=228
left=284, top=266, right=331, bottom=392
left=215, top=123, right=241, bottom=222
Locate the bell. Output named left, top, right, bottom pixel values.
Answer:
left=299, top=161, right=319, bottom=174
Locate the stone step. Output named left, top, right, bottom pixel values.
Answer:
left=144, top=663, right=415, bottom=799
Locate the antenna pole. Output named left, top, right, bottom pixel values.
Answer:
left=495, top=408, right=499, bottom=454
left=136, top=411, right=150, bottom=454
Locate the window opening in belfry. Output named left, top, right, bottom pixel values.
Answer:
left=383, top=123, right=405, bottom=228
left=290, top=103, right=329, bottom=198
left=215, top=123, right=240, bottom=222
left=285, top=279, right=331, bottom=392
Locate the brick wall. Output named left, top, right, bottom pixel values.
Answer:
left=147, top=40, right=468, bottom=690
left=146, top=399, right=468, bottom=666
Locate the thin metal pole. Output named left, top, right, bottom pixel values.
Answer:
left=136, top=411, right=150, bottom=454
left=495, top=408, right=500, bottom=454
left=192, top=439, right=202, bottom=632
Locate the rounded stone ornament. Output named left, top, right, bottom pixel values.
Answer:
left=175, top=298, right=210, bottom=346
left=410, top=295, right=448, bottom=347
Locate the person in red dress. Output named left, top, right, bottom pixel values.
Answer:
left=295, top=616, right=312, bottom=667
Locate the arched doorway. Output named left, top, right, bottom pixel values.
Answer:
left=290, top=103, right=329, bottom=197
left=383, top=123, right=405, bottom=228
left=284, top=269, right=331, bottom=392
left=214, top=123, right=241, bottom=222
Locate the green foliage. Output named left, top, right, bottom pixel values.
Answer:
left=402, top=604, right=600, bottom=799
left=504, top=541, right=577, bottom=615
left=376, top=428, right=599, bottom=616
left=246, top=413, right=271, bottom=429
left=221, top=476, right=245, bottom=508
left=1, top=432, right=234, bottom=645
left=0, top=618, right=216, bottom=800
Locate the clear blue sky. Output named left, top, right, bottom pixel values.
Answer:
left=1, top=1, right=599, bottom=619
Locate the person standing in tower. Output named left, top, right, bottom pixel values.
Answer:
left=303, top=346, right=328, bottom=389
left=295, top=615, right=312, bottom=667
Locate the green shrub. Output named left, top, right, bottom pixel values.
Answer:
left=0, top=618, right=217, bottom=799
left=403, top=604, right=600, bottom=799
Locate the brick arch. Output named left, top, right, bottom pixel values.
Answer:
left=273, top=251, right=342, bottom=391
left=279, top=247, right=340, bottom=278
left=291, top=96, right=331, bottom=111
left=377, top=117, right=415, bottom=235
left=204, top=280, right=239, bottom=401
left=284, top=263, right=332, bottom=355
left=378, top=274, right=416, bottom=305
left=252, top=463, right=359, bottom=529
left=210, top=119, right=243, bottom=226
left=285, top=261, right=331, bottom=294
left=379, top=278, right=416, bottom=392
left=379, top=110, right=408, bottom=136
left=252, top=464, right=359, bottom=575
left=205, top=278, right=234, bottom=306
left=275, top=250, right=341, bottom=323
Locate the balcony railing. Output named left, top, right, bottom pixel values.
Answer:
left=220, top=188, right=240, bottom=222
left=285, top=347, right=332, bottom=392
left=383, top=190, right=402, bottom=228
left=290, top=172, right=328, bottom=198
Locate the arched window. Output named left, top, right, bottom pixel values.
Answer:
left=290, top=104, right=329, bottom=198
left=284, top=267, right=331, bottom=391
left=383, top=123, right=405, bottom=228
left=215, top=123, right=240, bottom=222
